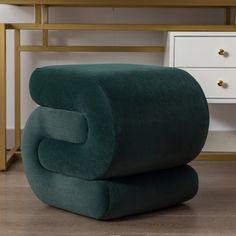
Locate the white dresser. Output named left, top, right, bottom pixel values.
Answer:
left=164, top=32, right=236, bottom=103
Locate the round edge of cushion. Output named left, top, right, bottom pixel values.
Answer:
left=26, top=64, right=209, bottom=180
left=23, top=159, right=198, bottom=220
left=101, top=164, right=198, bottom=220
left=22, top=108, right=198, bottom=219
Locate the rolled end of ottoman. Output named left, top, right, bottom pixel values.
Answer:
left=26, top=64, right=209, bottom=180
left=22, top=64, right=207, bottom=219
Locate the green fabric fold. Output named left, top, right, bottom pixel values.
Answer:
left=28, top=64, right=209, bottom=180
left=22, top=64, right=208, bottom=219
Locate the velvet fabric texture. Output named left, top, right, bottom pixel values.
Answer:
left=29, top=64, right=209, bottom=180
left=22, top=64, right=209, bottom=219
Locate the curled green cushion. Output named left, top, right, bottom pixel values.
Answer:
left=22, top=107, right=198, bottom=219
left=22, top=64, right=207, bottom=219
left=28, top=64, right=209, bottom=180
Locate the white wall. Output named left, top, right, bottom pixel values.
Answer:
left=1, top=5, right=236, bottom=150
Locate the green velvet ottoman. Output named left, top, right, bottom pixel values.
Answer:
left=22, top=64, right=209, bottom=220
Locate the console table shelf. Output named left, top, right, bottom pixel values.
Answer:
left=1, top=1, right=236, bottom=170
left=5, top=24, right=236, bottom=31
left=1, top=0, right=236, bottom=7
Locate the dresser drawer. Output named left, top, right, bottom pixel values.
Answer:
left=175, top=36, right=236, bottom=68
left=184, top=68, right=236, bottom=99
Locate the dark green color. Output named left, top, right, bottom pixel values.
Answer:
left=29, top=64, right=209, bottom=180
left=22, top=64, right=209, bottom=219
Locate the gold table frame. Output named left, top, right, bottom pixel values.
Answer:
left=1, top=1, right=236, bottom=170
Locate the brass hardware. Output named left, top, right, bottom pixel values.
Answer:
left=218, top=80, right=224, bottom=87
left=218, top=48, right=225, bottom=55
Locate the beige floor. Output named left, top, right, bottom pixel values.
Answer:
left=0, top=160, right=236, bottom=236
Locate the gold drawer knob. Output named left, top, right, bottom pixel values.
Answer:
left=218, top=49, right=225, bottom=56
left=217, top=80, right=224, bottom=87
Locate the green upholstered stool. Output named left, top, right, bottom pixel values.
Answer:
left=22, top=64, right=209, bottom=220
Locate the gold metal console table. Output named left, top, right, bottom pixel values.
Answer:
left=1, top=0, right=236, bottom=170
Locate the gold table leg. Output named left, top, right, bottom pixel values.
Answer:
left=34, top=4, right=42, bottom=24
left=15, top=30, right=21, bottom=149
left=42, top=5, right=49, bottom=47
left=224, top=7, right=231, bottom=25
left=0, top=24, right=6, bottom=170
